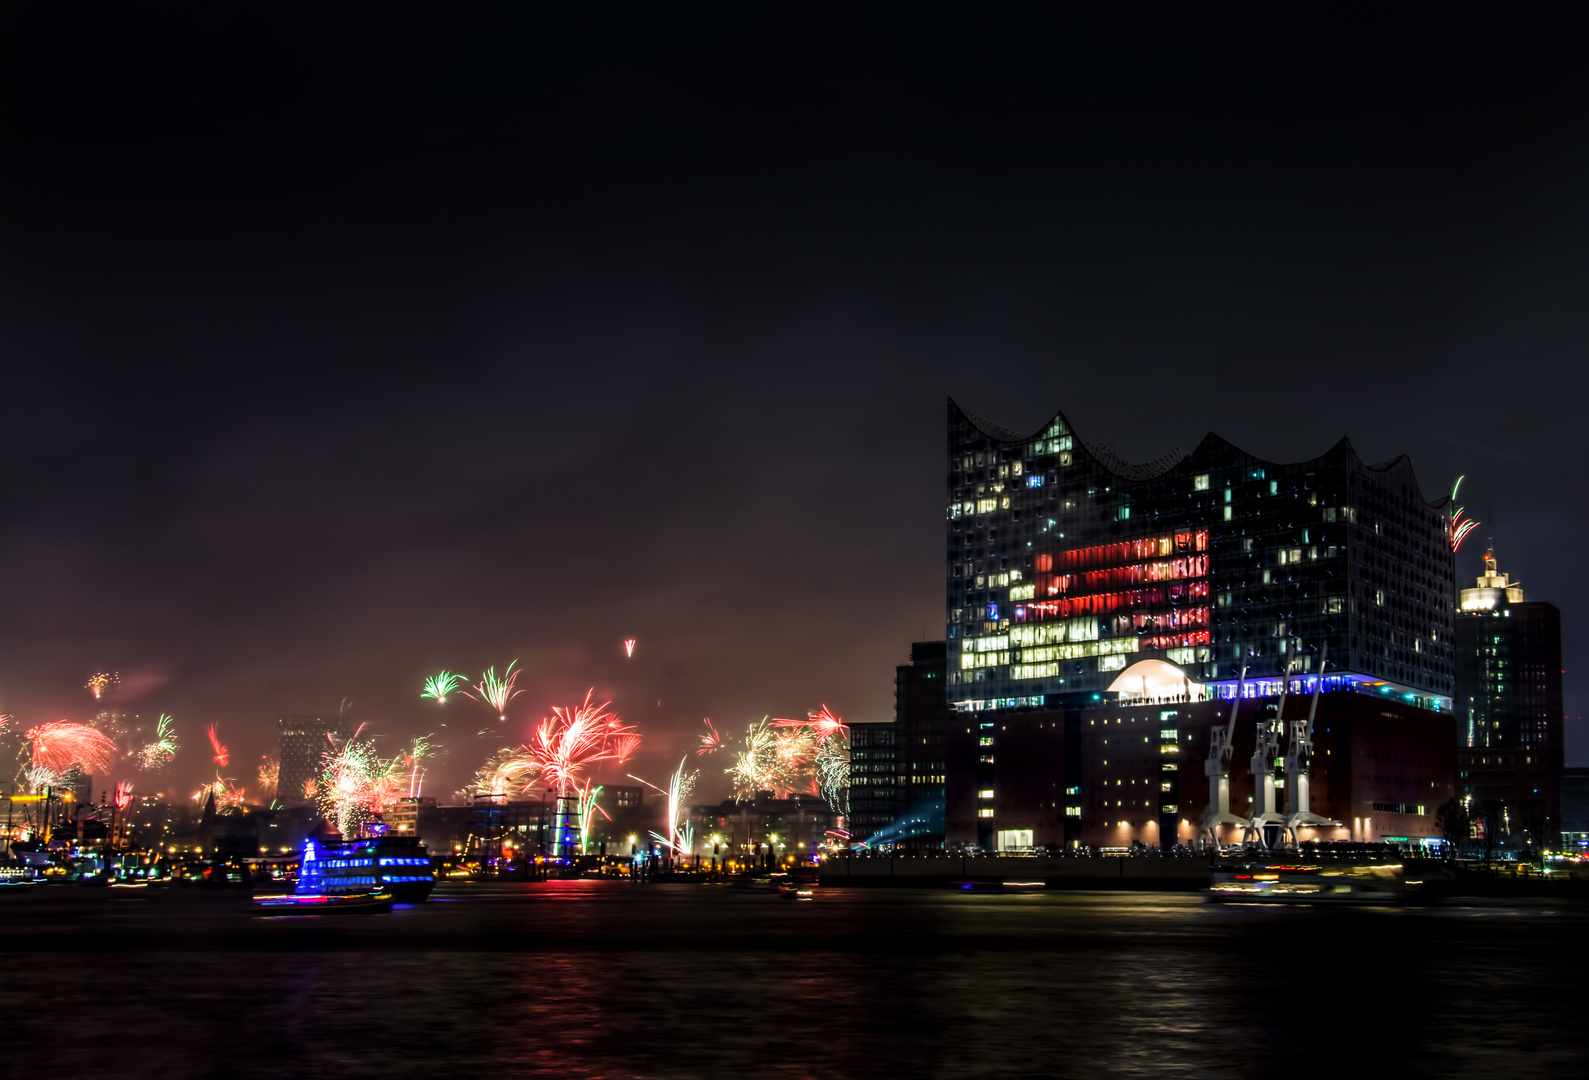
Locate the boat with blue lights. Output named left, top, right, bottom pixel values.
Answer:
left=256, top=832, right=436, bottom=912
left=298, top=833, right=437, bottom=902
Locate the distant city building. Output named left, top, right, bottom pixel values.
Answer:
left=1561, top=768, right=1589, bottom=849
left=690, top=793, right=836, bottom=861
left=384, top=797, right=436, bottom=837
left=1454, top=551, right=1564, bottom=847
left=846, top=719, right=897, bottom=844
left=276, top=715, right=346, bottom=804
left=944, top=400, right=1462, bottom=850
left=893, top=641, right=952, bottom=850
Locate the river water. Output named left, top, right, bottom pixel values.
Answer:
left=3, top=880, right=1585, bottom=1077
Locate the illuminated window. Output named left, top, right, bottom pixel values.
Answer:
left=978, top=808, right=995, bottom=818
left=1065, top=807, right=1081, bottom=817
left=978, top=790, right=994, bottom=799
left=1194, top=474, right=1210, bottom=491
left=1098, top=654, right=1127, bottom=672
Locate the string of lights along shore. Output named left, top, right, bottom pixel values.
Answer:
left=0, top=398, right=1574, bottom=891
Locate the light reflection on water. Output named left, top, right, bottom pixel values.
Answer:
left=2, top=882, right=1586, bottom=1077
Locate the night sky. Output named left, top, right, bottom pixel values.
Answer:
left=2, top=8, right=1586, bottom=799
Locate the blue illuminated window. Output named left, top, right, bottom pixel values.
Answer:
left=1027, top=475, right=1043, bottom=488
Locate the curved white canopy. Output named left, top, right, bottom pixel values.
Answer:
left=1107, top=658, right=1201, bottom=699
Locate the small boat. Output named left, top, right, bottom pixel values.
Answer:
left=256, top=890, right=394, bottom=915
left=1208, top=861, right=1410, bottom=904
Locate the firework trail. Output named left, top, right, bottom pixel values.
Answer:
left=421, top=671, right=468, bottom=704
left=207, top=724, right=229, bottom=768
left=403, top=735, right=435, bottom=797
left=26, top=721, right=117, bottom=776
left=0, top=714, right=11, bottom=731
left=258, top=756, right=280, bottom=800
left=85, top=672, right=119, bottom=700
left=113, top=781, right=135, bottom=811
left=464, top=662, right=525, bottom=720
left=633, top=759, right=696, bottom=854
left=317, top=735, right=404, bottom=836
left=696, top=718, right=723, bottom=756
left=623, top=638, right=636, bottom=658
left=137, top=714, right=179, bottom=771
left=576, top=780, right=610, bottom=854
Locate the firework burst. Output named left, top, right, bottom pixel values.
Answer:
left=467, top=689, right=641, bottom=800
left=525, top=690, right=638, bottom=797
left=623, top=638, right=636, bottom=658
left=137, top=714, right=179, bottom=771
left=728, top=708, right=849, bottom=807
left=192, top=774, right=246, bottom=813
left=464, top=662, right=525, bottom=720
left=471, top=749, right=539, bottom=797
left=612, top=733, right=642, bottom=764
left=85, top=672, right=119, bottom=700
left=258, top=756, right=280, bottom=799
left=113, top=781, right=136, bottom=811
left=25, top=721, right=117, bottom=776
left=696, top=718, right=723, bottom=756
left=317, top=735, right=404, bottom=836
left=207, top=724, right=229, bottom=768
left=421, top=671, right=468, bottom=704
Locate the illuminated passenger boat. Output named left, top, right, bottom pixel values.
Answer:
left=297, top=834, right=437, bottom=903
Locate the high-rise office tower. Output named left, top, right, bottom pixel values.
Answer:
left=947, top=399, right=1456, bottom=707
left=944, top=399, right=1462, bottom=851
left=277, top=715, right=345, bottom=805
left=892, top=640, right=953, bottom=849
left=1454, top=550, right=1564, bottom=846
left=845, top=719, right=897, bottom=844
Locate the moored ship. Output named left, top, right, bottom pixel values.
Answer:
left=298, top=833, right=437, bottom=903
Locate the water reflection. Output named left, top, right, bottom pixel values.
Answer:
left=2, top=883, right=1585, bottom=1077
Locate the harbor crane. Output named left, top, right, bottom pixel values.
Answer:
left=1283, top=641, right=1340, bottom=844
left=1200, top=666, right=1249, bottom=851
left=1243, top=646, right=1293, bottom=851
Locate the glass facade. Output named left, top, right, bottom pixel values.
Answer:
left=947, top=400, right=1456, bottom=711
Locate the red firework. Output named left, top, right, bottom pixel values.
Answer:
left=524, top=689, right=640, bottom=796
left=612, top=734, right=642, bottom=764
left=772, top=705, right=848, bottom=743
left=208, top=724, right=229, bottom=768
left=114, top=781, right=135, bottom=811
left=25, top=721, right=118, bottom=775
left=696, top=718, right=723, bottom=756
